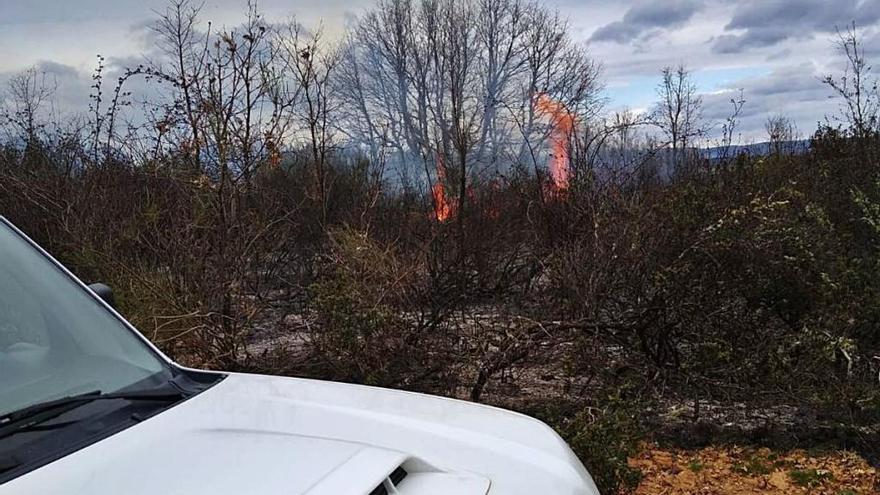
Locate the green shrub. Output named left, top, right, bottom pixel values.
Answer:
left=562, top=397, right=645, bottom=494
left=789, top=468, right=834, bottom=487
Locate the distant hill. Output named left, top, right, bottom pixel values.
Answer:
left=702, top=140, right=810, bottom=160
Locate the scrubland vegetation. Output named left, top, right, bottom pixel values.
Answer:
left=2, top=1, right=880, bottom=492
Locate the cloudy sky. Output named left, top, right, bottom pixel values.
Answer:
left=2, top=0, right=880, bottom=141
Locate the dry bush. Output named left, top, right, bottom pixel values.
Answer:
left=308, top=227, right=461, bottom=390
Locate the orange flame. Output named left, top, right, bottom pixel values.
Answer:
left=432, top=152, right=454, bottom=222
left=534, top=93, right=574, bottom=192
left=432, top=183, right=453, bottom=222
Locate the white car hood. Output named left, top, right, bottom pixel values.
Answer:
left=2, top=373, right=599, bottom=495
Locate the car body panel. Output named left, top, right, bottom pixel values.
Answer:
left=2, top=372, right=599, bottom=494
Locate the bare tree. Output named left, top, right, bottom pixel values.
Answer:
left=522, top=13, right=603, bottom=204
left=584, top=108, right=652, bottom=181
left=765, top=114, right=797, bottom=155
left=2, top=67, right=57, bottom=149
left=823, top=23, right=879, bottom=138
left=100, top=0, right=311, bottom=365
left=716, top=89, right=745, bottom=164
left=146, top=0, right=296, bottom=181
left=275, top=22, right=342, bottom=220
left=338, top=0, right=602, bottom=207
left=651, top=64, right=705, bottom=177
left=151, top=0, right=210, bottom=169
left=473, top=0, right=528, bottom=167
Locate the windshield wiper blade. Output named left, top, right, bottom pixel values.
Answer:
left=0, top=387, right=185, bottom=440
left=0, top=390, right=103, bottom=426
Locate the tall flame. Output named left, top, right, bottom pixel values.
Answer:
left=432, top=152, right=454, bottom=222
left=534, top=93, right=574, bottom=192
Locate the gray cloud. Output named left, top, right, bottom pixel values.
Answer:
left=2, top=0, right=876, bottom=143
left=701, top=63, right=831, bottom=140
left=590, top=0, right=703, bottom=43
left=711, top=0, right=880, bottom=54
left=0, top=58, right=164, bottom=127
left=864, top=30, right=880, bottom=57
left=0, top=61, right=92, bottom=130
left=0, top=0, right=162, bottom=24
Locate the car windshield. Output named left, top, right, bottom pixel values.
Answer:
left=0, top=220, right=169, bottom=418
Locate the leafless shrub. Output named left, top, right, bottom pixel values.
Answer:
left=823, top=23, right=880, bottom=138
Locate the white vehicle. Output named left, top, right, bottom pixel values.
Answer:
left=0, top=217, right=599, bottom=495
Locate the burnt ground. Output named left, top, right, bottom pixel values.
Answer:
left=244, top=299, right=880, bottom=493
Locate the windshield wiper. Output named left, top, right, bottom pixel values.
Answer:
left=0, top=390, right=102, bottom=427
left=0, top=386, right=184, bottom=440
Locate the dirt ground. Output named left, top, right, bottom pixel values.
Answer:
left=247, top=308, right=879, bottom=495
left=630, top=445, right=878, bottom=494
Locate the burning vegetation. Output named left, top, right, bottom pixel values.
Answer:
left=2, top=1, right=880, bottom=493
left=431, top=153, right=455, bottom=222
left=534, top=93, right=575, bottom=193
